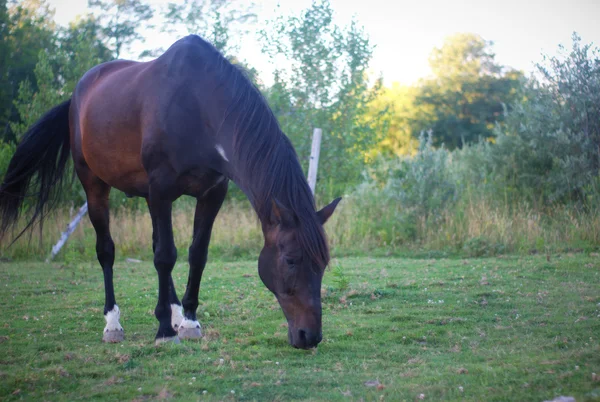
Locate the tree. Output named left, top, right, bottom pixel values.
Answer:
left=9, top=50, right=63, bottom=138
left=88, top=0, right=153, bottom=58
left=10, top=14, right=112, bottom=139
left=414, top=33, right=524, bottom=149
left=0, top=0, right=56, bottom=142
left=487, top=33, right=600, bottom=205
left=260, top=0, right=381, bottom=194
left=0, top=0, right=11, bottom=137
left=161, top=0, right=256, bottom=57
left=366, top=83, right=420, bottom=158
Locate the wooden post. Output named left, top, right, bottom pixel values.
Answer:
left=307, top=128, right=322, bottom=195
left=46, top=202, right=88, bottom=262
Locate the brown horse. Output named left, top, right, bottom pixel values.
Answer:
left=0, top=35, right=341, bottom=349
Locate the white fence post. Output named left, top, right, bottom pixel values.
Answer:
left=46, top=202, right=88, bottom=262
left=307, top=128, right=322, bottom=195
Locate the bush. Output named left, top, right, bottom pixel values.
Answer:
left=485, top=33, right=600, bottom=206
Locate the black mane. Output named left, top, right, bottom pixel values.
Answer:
left=185, top=35, right=330, bottom=268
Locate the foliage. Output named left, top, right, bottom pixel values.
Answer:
left=0, top=0, right=11, bottom=137
left=9, top=50, right=64, bottom=139
left=9, top=14, right=113, bottom=139
left=260, top=0, right=383, bottom=195
left=482, top=33, right=600, bottom=205
left=0, top=141, right=16, bottom=179
left=365, top=83, right=419, bottom=157
left=0, top=0, right=56, bottom=142
left=59, top=16, right=114, bottom=93
left=161, top=0, right=256, bottom=57
left=353, top=33, right=600, bottom=253
left=88, top=0, right=153, bottom=58
left=413, top=33, right=524, bottom=149
left=383, top=131, right=457, bottom=221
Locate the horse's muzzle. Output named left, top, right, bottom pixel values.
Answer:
left=290, top=327, right=322, bottom=349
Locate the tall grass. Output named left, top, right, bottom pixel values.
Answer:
left=418, top=198, right=600, bottom=256
left=1, top=193, right=599, bottom=262
left=0, top=199, right=262, bottom=262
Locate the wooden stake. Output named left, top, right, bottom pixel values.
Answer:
left=46, top=202, right=88, bottom=262
left=307, top=128, right=322, bottom=195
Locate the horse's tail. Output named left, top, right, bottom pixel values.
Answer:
left=0, top=99, right=72, bottom=244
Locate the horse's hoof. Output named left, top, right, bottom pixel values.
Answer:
left=178, top=318, right=202, bottom=340
left=179, top=327, right=202, bottom=340
left=155, top=335, right=180, bottom=346
left=103, top=329, right=124, bottom=343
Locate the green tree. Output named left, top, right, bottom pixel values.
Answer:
left=0, top=0, right=56, bottom=142
left=88, top=0, right=153, bottom=58
left=486, top=33, right=600, bottom=205
left=0, top=0, right=10, bottom=135
left=9, top=50, right=63, bottom=138
left=59, top=16, right=113, bottom=93
left=161, top=0, right=256, bottom=57
left=414, top=33, right=524, bottom=149
left=366, top=83, right=420, bottom=157
left=10, top=14, right=112, bottom=139
left=260, top=0, right=381, bottom=195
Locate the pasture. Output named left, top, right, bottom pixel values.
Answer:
left=1, top=254, right=598, bottom=401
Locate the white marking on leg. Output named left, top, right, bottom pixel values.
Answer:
left=179, top=317, right=201, bottom=329
left=104, top=305, right=123, bottom=332
left=215, top=144, right=229, bottom=162
left=171, top=303, right=184, bottom=329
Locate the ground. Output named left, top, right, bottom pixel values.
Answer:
left=0, top=254, right=599, bottom=401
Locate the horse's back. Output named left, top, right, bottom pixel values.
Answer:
left=71, top=36, right=230, bottom=197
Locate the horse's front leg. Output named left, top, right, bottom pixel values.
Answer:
left=148, top=179, right=180, bottom=345
left=146, top=197, right=184, bottom=333
left=179, top=180, right=228, bottom=339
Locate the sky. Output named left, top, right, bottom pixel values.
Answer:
left=46, top=0, right=600, bottom=87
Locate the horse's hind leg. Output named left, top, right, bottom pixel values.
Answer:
left=79, top=169, right=123, bottom=342
left=179, top=180, right=228, bottom=340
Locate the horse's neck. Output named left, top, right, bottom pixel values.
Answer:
left=226, top=133, right=313, bottom=226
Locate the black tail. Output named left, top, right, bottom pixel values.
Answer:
left=0, top=99, right=72, bottom=244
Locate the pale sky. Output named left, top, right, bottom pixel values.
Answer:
left=47, top=0, right=600, bottom=86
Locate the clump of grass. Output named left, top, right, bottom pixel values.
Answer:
left=330, top=260, right=350, bottom=291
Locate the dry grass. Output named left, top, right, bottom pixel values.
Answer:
left=0, top=201, right=263, bottom=261
left=419, top=198, right=600, bottom=254
left=1, top=196, right=599, bottom=261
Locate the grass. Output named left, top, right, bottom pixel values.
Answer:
left=0, top=253, right=599, bottom=401
left=2, top=195, right=600, bottom=263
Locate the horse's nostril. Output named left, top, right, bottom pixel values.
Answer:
left=298, top=329, right=307, bottom=343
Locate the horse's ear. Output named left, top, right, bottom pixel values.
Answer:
left=317, top=197, right=342, bottom=225
left=271, top=198, right=297, bottom=227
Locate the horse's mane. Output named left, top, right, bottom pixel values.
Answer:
left=184, top=35, right=330, bottom=269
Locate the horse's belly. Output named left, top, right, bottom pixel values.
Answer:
left=81, top=126, right=149, bottom=197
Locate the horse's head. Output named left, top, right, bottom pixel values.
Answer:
left=258, top=197, right=341, bottom=349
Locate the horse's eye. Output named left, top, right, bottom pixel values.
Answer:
left=285, top=257, right=295, bottom=266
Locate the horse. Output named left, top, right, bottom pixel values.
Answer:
left=0, top=35, right=341, bottom=349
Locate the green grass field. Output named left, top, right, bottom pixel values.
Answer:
left=1, top=254, right=599, bottom=401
